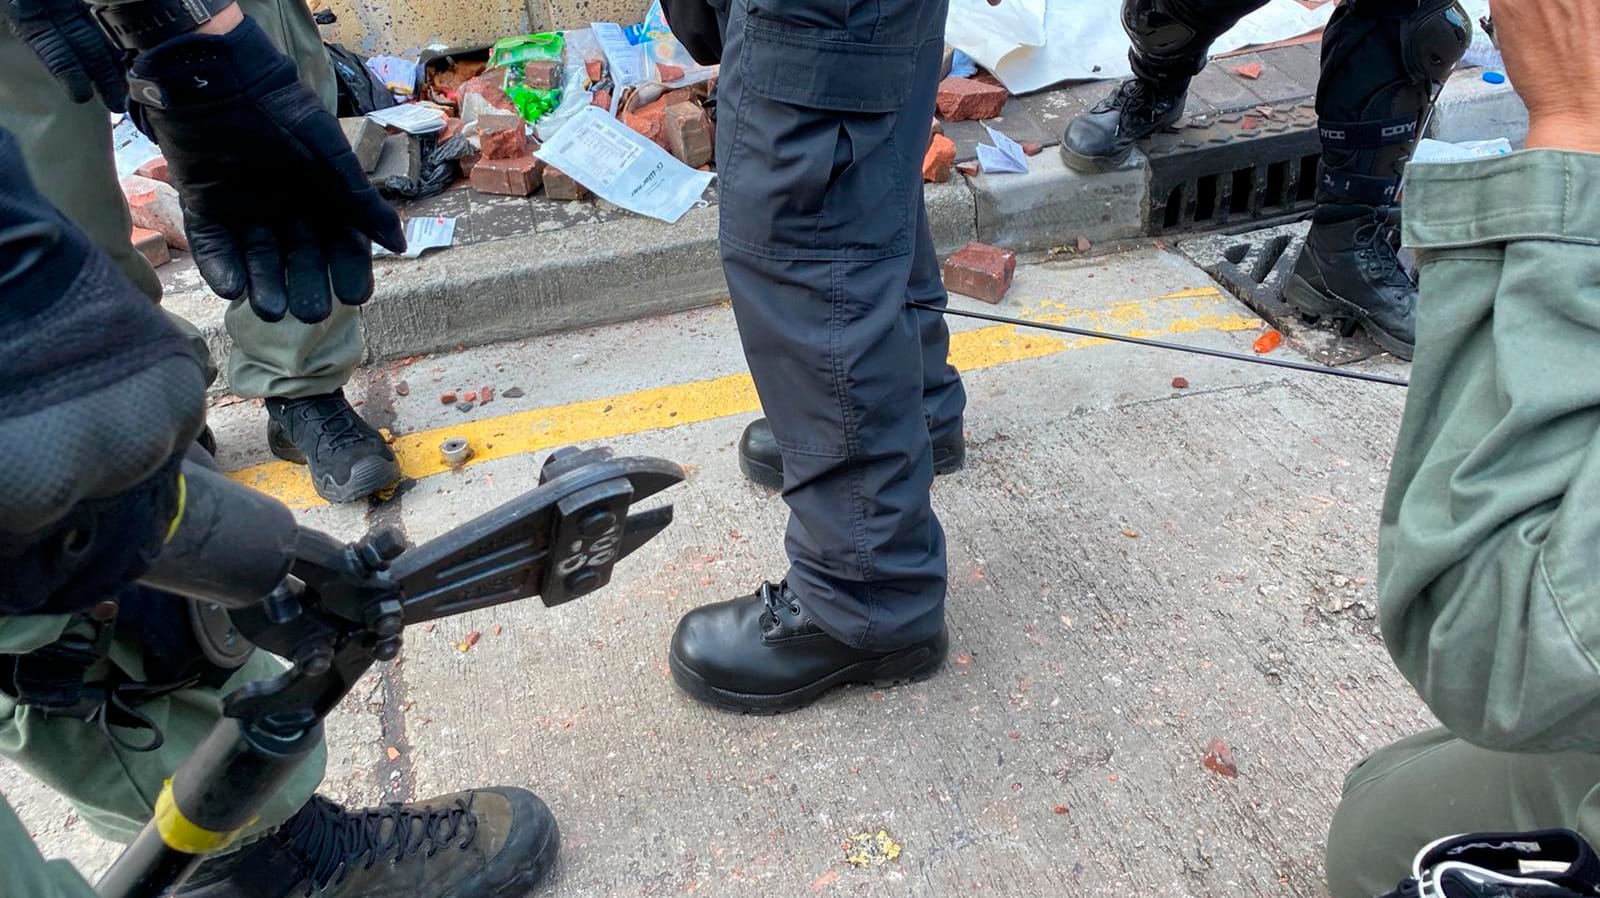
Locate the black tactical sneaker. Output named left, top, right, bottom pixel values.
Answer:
left=669, top=581, right=948, bottom=714
left=174, top=789, right=558, bottom=898
left=1283, top=204, right=1417, bottom=360
left=737, top=418, right=965, bottom=490
left=266, top=390, right=401, bottom=504
left=1060, top=76, right=1190, bottom=173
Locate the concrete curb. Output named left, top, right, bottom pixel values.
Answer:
left=183, top=66, right=1526, bottom=392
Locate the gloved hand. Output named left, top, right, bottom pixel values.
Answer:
left=4, top=0, right=129, bottom=111
left=129, top=15, right=405, bottom=324
left=0, top=128, right=205, bottom=615
left=663, top=0, right=722, bottom=65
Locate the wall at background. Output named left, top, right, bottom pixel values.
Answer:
left=311, top=0, right=647, bottom=56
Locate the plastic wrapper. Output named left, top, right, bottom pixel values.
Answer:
left=380, top=134, right=478, bottom=201
left=494, top=33, right=565, bottom=123
left=644, top=36, right=714, bottom=87
left=536, top=63, right=596, bottom=142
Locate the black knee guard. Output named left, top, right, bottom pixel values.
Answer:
left=1123, top=0, right=1272, bottom=81
left=1315, top=0, right=1471, bottom=205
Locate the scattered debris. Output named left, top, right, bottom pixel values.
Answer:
left=440, top=391, right=459, bottom=404
left=1253, top=329, right=1283, bottom=354
left=1076, top=235, right=1092, bottom=252
left=1121, top=528, right=1140, bottom=538
left=1231, top=62, right=1264, bottom=80
left=1203, top=738, right=1239, bottom=778
left=456, top=401, right=474, bottom=412
left=923, top=133, right=956, bottom=183
left=386, top=746, right=401, bottom=761
left=463, top=390, right=479, bottom=402
left=942, top=242, right=1017, bottom=305
left=843, top=830, right=902, bottom=868
left=1171, top=376, right=1190, bottom=389
left=493, top=625, right=503, bottom=636
left=811, top=869, right=839, bottom=891
left=504, top=387, right=526, bottom=399
left=458, top=631, right=482, bottom=652
left=1022, top=142, right=1043, bottom=156
left=1240, top=115, right=1262, bottom=130
left=395, top=380, right=411, bottom=396
left=480, top=385, right=495, bottom=404
left=1052, top=805, right=1069, bottom=815
left=955, top=160, right=981, bottom=177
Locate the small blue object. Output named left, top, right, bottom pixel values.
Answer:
left=950, top=49, right=978, bottom=79
left=1482, top=70, right=1506, bottom=84
left=622, top=23, right=646, bottom=44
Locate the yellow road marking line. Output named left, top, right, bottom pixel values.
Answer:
left=230, top=288, right=1257, bottom=508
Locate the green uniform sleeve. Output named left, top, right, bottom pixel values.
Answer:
left=0, top=792, right=98, bottom=898
left=1380, top=149, right=1600, bottom=754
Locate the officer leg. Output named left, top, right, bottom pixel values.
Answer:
left=0, top=792, right=98, bottom=898
left=219, top=0, right=401, bottom=505
left=1283, top=0, right=1470, bottom=361
left=669, top=0, right=956, bottom=712
left=1060, top=0, right=1270, bottom=172
left=735, top=196, right=967, bottom=490
left=1325, top=728, right=1600, bottom=898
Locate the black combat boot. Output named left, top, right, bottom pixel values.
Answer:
left=266, top=390, right=401, bottom=504
left=173, top=789, right=559, bottom=898
left=1059, top=75, right=1190, bottom=173
left=1284, top=205, right=1416, bottom=360
left=669, top=581, right=948, bottom=714
left=737, top=418, right=965, bottom=490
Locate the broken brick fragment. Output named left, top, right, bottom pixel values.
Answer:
left=941, top=242, right=1016, bottom=304
left=458, top=68, right=518, bottom=120
left=656, top=62, right=685, bottom=82
left=922, top=133, right=956, bottom=183
left=664, top=101, right=713, bottom=167
left=1203, top=739, right=1239, bottom=778
left=956, top=160, right=980, bottom=177
left=130, top=227, right=169, bottom=268
left=470, top=155, right=542, bottom=196
left=543, top=166, right=590, bottom=201
left=585, top=58, right=605, bottom=83
left=121, top=175, right=188, bottom=251
left=1231, top=62, right=1264, bottom=80
left=936, top=76, right=1007, bottom=122
left=134, top=156, right=169, bottom=184
left=592, top=89, right=612, bottom=109
left=480, top=385, right=494, bottom=404
left=1022, top=142, right=1043, bottom=156
left=476, top=113, right=528, bottom=160
left=440, top=117, right=466, bottom=142
left=440, top=391, right=458, bottom=404
left=522, top=59, right=562, bottom=90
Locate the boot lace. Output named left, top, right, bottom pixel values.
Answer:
left=1094, top=79, right=1175, bottom=127
left=282, top=794, right=479, bottom=894
left=1351, top=213, right=1414, bottom=289
left=291, top=395, right=373, bottom=453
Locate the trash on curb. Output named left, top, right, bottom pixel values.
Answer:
left=976, top=124, right=1029, bottom=174
left=374, top=216, right=457, bottom=259
left=534, top=106, right=713, bottom=222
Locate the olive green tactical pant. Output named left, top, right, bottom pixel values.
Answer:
left=0, top=0, right=359, bottom=399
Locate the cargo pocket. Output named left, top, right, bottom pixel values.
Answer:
left=718, top=15, right=917, bottom=261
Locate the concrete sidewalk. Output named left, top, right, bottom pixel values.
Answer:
left=160, top=48, right=1527, bottom=392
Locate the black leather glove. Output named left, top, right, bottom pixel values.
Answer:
left=0, top=127, right=204, bottom=615
left=129, top=16, right=405, bottom=324
left=4, top=0, right=129, bottom=111
left=664, top=0, right=723, bottom=65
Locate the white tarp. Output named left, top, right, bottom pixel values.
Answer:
left=946, top=0, right=1335, bottom=95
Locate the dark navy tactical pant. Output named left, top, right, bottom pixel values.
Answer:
left=715, top=0, right=966, bottom=651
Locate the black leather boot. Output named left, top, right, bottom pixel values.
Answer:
left=174, top=788, right=559, bottom=897
left=737, top=418, right=965, bottom=490
left=1284, top=205, right=1416, bottom=360
left=669, top=582, right=948, bottom=714
left=266, top=389, right=401, bottom=504
left=1059, top=76, right=1189, bottom=173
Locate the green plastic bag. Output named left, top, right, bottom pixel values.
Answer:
left=493, top=33, right=564, bottom=122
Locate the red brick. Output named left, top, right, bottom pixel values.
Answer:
left=120, top=175, right=188, bottom=251
left=956, top=160, right=980, bottom=177
left=459, top=68, right=518, bottom=119
left=936, top=77, right=1007, bottom=122
left=134, top=156, right=169, bottom=184
left=522, top=59, right=562, bottom=90
left=923, top=133, right=956, bottom=183
left=1022, top=142, right=1043, bottom=156
left=441, top=117, right=465, bottom=142
left=470, top=155, right=542, bottom=196
left=657, top=62, right=685, bottom=82
left=543, top=166, right=589, bottom=201
left=942, top=242, right=1016, bottom=304
left=1231, top=62, right=1263, bottom=80
left=585, top=58, right=605, bottom=83
left=476, top=113, right=528, bottom=160
left=592, top=89, right=612, bottom=109
left=664, top=102, right=713, bottom=167
left=130, top=227, right=170, bottom=268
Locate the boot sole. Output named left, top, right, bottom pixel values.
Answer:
left=1283, top=274, right=1415, bottom=362
left=1059, top=142, right=1134, bottom=174
left=668, top=630, right=949, bottom=715
left=739, top=445, right=967, bottom=492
